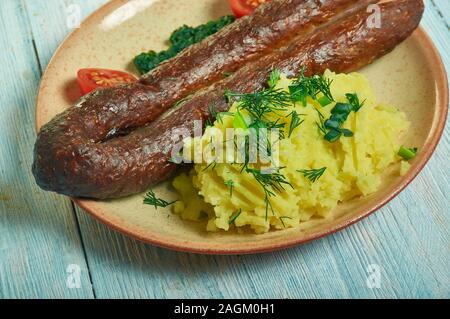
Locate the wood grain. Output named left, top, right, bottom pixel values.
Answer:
left=0, top=0, right=448, bottom=299
left=0, top=0, right=93, bottom=299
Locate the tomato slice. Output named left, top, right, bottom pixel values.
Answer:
left=77, top=68, right=137, bottom=94
left=228, top=0, right=269, bottom=18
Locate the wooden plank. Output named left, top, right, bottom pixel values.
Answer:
left=0, top=0, right=93, bottom=299
left=23, top=0, right=450, bottom=298
left=429, top=0, right=450, bottom=29
left=422, top=1, right=450, bottom=68
left=24, top=0, right=109, bottom=68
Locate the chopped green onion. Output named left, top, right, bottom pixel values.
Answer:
left=324, top=129, right=342, bottom=143
left=398, top=146, right=418, bottom=160
left=340, top=129, right=354, bottom=137
left=318, top=103, right=354, bottom=143
left=289, top=85, right=308, bottom=106
left=288, top=66, right=334, bottom=107
left=233, top=109, right=249, bottom=129
left=318, top=95, right=333, bottom=107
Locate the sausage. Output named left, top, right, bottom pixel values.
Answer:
left=49, top=0, right=376, bottom=144
left=32, top=0, right=424, bottom=199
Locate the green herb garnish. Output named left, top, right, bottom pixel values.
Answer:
left=268, top=69, right=281, bottom=88
left=316, top=103, right=355, bottom=143
left=225, top=88, right=291, bottom=120
left=207, top=102, right=234, bottom=125
left=224, top=179, right=235, bottom=197
left=229, top=209, right=242, bottom=225
left=287, top=111, right=304, bottom=138
left=246, top=168, right=293, bottom=220
left=297, top=167, right=327, bottom=183
left=134, top=15, right=235, bottom=74
left=318, top=96, right=333, bottom=107
left=143, top=190, right=176, bottom=209
left=289, top=66, right=334, bottom=107
left=398, top=146, right=418, bottom=160
left=202, top=160, right=217, bottom=171
left=279, top=216, right=293, bottom=228
left=346, top=93, right=365, bottom=112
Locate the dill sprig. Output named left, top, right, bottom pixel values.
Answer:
left=224, top=179, right=235, bottom=197
left=345, top=93, right=365, bottom=112
left=202, top=160, right=217, bottom=171
left=249, top=117, right=286, bottom=141
left=297, top=167, right=327, bottom=183
left=287, top=111, right=304, bottom=138
left=289, top=66, right=334, bottom=107
left=208, top=103, right=234, bottom=125
left=315, top=109, right=327, bottom=135
left=143, top=190, right=176, bottom=209
left=229, top=209, right=242, bottom=225
left=279, top=216, right=293, bottom=228
left=205, top=117, right=214, bottom=128
left=225, top=88, right=291, bottom=119
left=246, top=168, right=293, bottom=220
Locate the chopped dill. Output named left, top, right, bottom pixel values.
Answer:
left=289, top=66, right=334, bottom=107
left=205, top=117, right=214, bottom=128
left=202, top=161, right=217, bottom=171
left=315, top=109, right=327, bottom=135
left=249, top=117, right=286, bottom=140
left=297, top=167, right=327, bottom=183
left=207, top=103, right=234, bottom=125
left=287, top=111, right=304, bottom=138
left=229, top=209, right=242, bottom=225
left=279, top=216, right=293, bottom=228
left=224, top=179, right=235, bottom=197
left=346, top=93, right=365, bottom=112
left=246, top=168, right=293, bottom=220
left=143, top=190, right=176, bottom=209
left=225, top=88, right=291, bottom=119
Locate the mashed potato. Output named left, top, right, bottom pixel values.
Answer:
left=172, top=70, right=409, bottom=233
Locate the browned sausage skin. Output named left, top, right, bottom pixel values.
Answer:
left=33, top=0, right=424, bottom=199
left=50, top=0, right=376, bottom=144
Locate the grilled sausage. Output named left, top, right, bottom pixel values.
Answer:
left=33, top=0, right=424, bottom=199
left=48, top=0, right=376, bottom=144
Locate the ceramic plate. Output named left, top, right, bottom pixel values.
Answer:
left=35, top=0, right=448, bottom=254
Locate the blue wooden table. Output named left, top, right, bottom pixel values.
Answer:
left=0, top=0, right=449, bottom=299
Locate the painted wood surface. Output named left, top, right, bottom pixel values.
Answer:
left=0, top=0, right=448, bottom=299
left=0, top=0, right=94, bottom=299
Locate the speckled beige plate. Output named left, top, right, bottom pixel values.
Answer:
left=36, top=0, right=448, bottom=254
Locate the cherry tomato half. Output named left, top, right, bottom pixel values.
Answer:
left=227, top=0, right=270, bottom=18
left=77, top=68, right=137, bottom=95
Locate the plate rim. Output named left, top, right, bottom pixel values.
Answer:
left=35, top=0, right=449, bottom=255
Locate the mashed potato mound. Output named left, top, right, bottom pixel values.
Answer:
left=172, top=70, right=409, bottom=233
